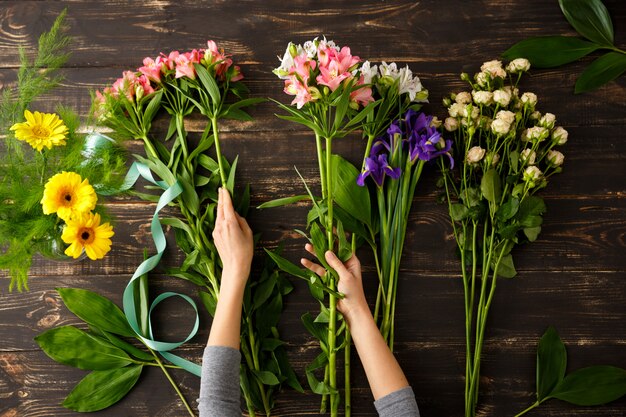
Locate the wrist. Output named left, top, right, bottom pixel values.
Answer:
left=343, top=301, right=373, bottom=328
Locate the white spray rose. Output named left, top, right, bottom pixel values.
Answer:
left=475, top=71, right=489, bottom=87
left=523, top=165, right=543, bottom=183
left=523, top=126, right=549, bottom=142
left=444, top=117, right=459, bottom=131
left=448, top=102, right=464, bottom=117
left=472, top=90, right=494, bottom=105
left=496, top=110, right=516, bottom=125
left=506, top=58, right=531, bottom=73
left=539, top=112, right=556, bottom=129
left=491, top=118, right=511, bottom=135
left=493, top=89, right=512, bottom=106
left=481, top=60, right=507, bottom=78
left=463, top=105, right=479, bottom=120
left=487, top=152, right=500, bottom=166
left=521, top=92, right=538, bottom=107
left=530, top=111, right=541, bottom=121
left=455, top=91, right=472, bottom=104
left=520, top=148, right=536, bottom=165
left=466, top=146, right=486, bottom=164
left=547, top=150, right=565, bottom=166
left=552, top=126, right=569, bottom=145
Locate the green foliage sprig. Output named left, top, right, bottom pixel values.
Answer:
left=503, top=0, right=626, bottom=93
left=515, top=327, right=626, bottom=416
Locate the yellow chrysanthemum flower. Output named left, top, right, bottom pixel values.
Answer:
left=9, top=110, right=69, bottom=152
left=41, top=172, right=97, bottom=221
left=62, top=212, right=114, bottom=260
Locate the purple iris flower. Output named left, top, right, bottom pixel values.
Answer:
left=357, top=153, right=401, bottom=187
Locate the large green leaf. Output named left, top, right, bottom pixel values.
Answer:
left=502, top=36, right=599, bottom=68
left=559, top=0, right=614, bottom=46
left=575, top=52, right=626, bottom=93
left=264, top=249, right=309, bottom=280
left=194, top=63, right=221, bottom=106
left=550, top=366, right=626, bottom=405
left=332, top=154, right=372, bottom=228
left=257, top=194, right=311, bottom=209
left=253, top=370, right=280, bottom=386
left=536, top=326, right=567, bottom=401
left=35, top=326, right=133, bottom=370
left=480, top=168, right=502, bottom=204
left=62, top=365, right=143, bottom=412
left=57, top=288, right=134, bottom=337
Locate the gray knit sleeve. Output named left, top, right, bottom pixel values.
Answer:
left=374, top=386, right=420, bottom=417
left=198, top=345, right=242, bottom=417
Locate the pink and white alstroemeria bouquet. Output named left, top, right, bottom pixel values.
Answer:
left=265, top=37, right=378, bottom=417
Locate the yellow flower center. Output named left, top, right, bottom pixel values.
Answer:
left=31, top=125, right=51, bottom=139
left=79, top=228, right=95, bottom=244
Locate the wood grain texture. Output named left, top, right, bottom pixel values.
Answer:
left=0, top=0, right=625, bottom=416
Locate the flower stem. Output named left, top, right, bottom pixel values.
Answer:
left=248, top=320, right=271, bottom=415
left=211, top=117, right=227, bottom=187
left=514, top=400, right=541, bottom=417
left=146, top=346, right=196, bottom=417
left=345, top=328, right=351, bottom=417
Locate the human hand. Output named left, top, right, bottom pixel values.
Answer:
left=300, top=244, right=370, bottom=325
left=213, top=188, right=254, bottom=286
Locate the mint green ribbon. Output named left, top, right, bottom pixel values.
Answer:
left=87, top=133, right=202, bottom=377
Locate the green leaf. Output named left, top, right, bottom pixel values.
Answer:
left=252, top=277, right=276, bottom=310
left=264, top=249, right=309, bottom=280
left=559, top=0, right=614, bottom=46
left=575, top=52, right=626, bottom=93
left=90, top=328, right=153, bottom=362
left=199, top=290, right=217, bottom=317
left=261, top=338, right=285, bottom=351
left=223, top=108, right=253, bottom=121
left=35, top=326, right=132, bottom=370
left=57, top=288, right=134, bottom=337
left=524, top=226, right=542, bottom=242
left=493, top=253, right=517, bottom=278
left=301, top=312, right=329, bottom=348
left=257, top=194, right=311, bottom=209
left=253, top=370, right=280, bottom=386
left=197, top=154, right=219, bottom=172
left=536, top=326, right=567, bottom=401
left=160, top=217, right=192, bottom=236
left=480, top=168, right=502, bottom=204
left=194, top=63, right=221, bottom=105
left=226, top=155, right=238, bottom=194
left=518, top=196, right=546, bottom=219
left=62, top=365, right=143, bottom=412
left=450, top=203, right=469, bottom=221
left=305, top=352, right=334, bottom=395
left=502, top=36, right=599, bottom=68
left=142, top=89, right=163, bottom=126
left=497, top=197, right=520, bottom=221
left=332, top=154, right=372, bottom=227
left=550, top=366, right=626, bottom=405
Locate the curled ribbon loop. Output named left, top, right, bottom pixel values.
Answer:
left=88, top=133, right=202, bottom=377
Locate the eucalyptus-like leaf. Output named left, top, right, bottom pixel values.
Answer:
left=502, top=36, right=599, bottom=68
left=536, top=326, right=567, bottom=401
left=57, top=288, right=134, bottom=337
left=575, top=52, right=626, bottom=93
left=550, top=366, right=626, bottom=405
left=35, top=326, right=133, bottom=370
left=559, top=0, right=614, bottom=46
left=62, top=365, right=143, bottom=412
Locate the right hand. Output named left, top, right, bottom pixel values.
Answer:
left=300, top=244, right=370, bottom=324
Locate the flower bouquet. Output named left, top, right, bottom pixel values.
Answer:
left=95, top=41, right=300, bottom=416
left=439, top=58, right=567, bottom=416
left=0, top=11, right=125, bottom=292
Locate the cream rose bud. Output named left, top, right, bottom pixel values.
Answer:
left=487, top=152, right=500, bottom=166
left=475, top=71, right=489, bottom=87
left=491, top=118, right=511, bottom=135
left=481, top=60, right=506, bottom=78
left=552, top=126, right=569, bottom=145
left=455, top=91, right=472, bottom=104
left=530, top=111, right=541, bottom=121
left=539, top=112, right=556, bottom=129
left=463, top=105, right=480, bottom=120
left=472, top=90, right=494, bottom=105
left=493, top=89, right=511, bottom=106
left=496, top=110, right=516, bottom=125
left=466, top=146, right=486, bottom=164
left=430, top=116, right=442, bottom=128
left=523, top=165, right=543, bottom=182
left=521, top=92, right=538, bottom=107
left=506, top=58, right=531, bottom=73
left=523, top=126, right=549, bottom=142
left=520, top=148, right=536, bottom=165
left=444, top=117, right=459, bottom=131
left=448, top=102, right=464, bottom=117
left=547, top=149, right=565, bottom=166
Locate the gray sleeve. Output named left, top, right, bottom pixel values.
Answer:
left=198, top=345, right=242, bottom=417
left=374, top=386, right=420, bottom=417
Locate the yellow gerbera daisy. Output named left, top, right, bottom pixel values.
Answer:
left=9, top=110, right=69, bottom=152
left=62, top=212, right=114, bottom=260
left=41, top=172, right=97, bottom=220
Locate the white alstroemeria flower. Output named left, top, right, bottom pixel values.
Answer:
left=379, top=61, right=400, bottom=79
left=493, top=89, right=511, bottom=106
left=444, top=117, right=459, bottom=131
left=506, top=58, right=531, bottom=73
left=481, top=60, right=506, bottom=78
left=539, top=112, right=556, bottom=129
left=521, top=92, right=538, bottom=107
left=466, top=146, right=486, bottom=164
left=472, top=90, right=494, bottom=105
left=397, top=66, right=426, bottom=102
left=303, top=39, right=318, bottom=58
left=491, top=118, right=511, bottom=136
left=455, top=91, right=472, bottom=105
left=495, top=110, right=516, bottom=125
left=520, top=148, right=536, bottom=165
left=547, top=150, right=565, bottom=167
left=552, top=126, right=568, bottom=145
left=357, top=61, right=378, bottom=84
left=273, top=42, right=302, bottom=79
left=317, top=36, right=340, bottom=52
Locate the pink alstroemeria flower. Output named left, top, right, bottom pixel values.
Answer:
left=205, top=40, right=234, bottom=79
left=231, top=65, right=244, bottom=82
left=350, top=75, right=374, bottom=106
left=284, top=77, right=312, bottom=109
left=174, top=54, right=196, bottom=79
left=137, top=74, right=155, bottom=96
left=290, top=53, right=316, bottom=84
left=111, top=71, right=137, bottom=101
left=138, top=57, right=163, bottom=83
left=316, top=46, right=360, bottom=91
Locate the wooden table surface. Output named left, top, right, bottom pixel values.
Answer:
left=1, top=1, right=625, bottom=416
